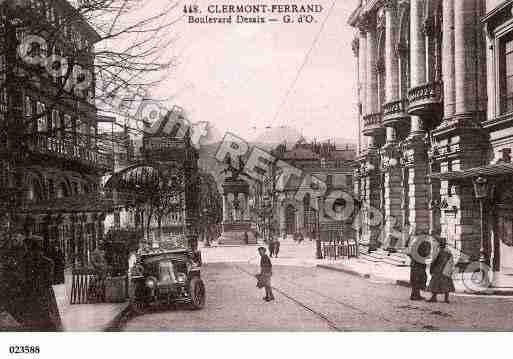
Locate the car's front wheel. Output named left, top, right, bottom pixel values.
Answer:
left=189, top=277, right=206, bottom=309
left=131, top=299, right=148, bottom=315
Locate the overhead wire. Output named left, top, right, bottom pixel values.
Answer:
left=269, top=0, right=338, bottom=129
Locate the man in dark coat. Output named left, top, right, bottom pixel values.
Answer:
left=427, top=238, right=455, bottom=303
left=408, top=236, right=431, bottom=301
left=257, top=247, right=274, bottom=301
left=22, top=236, right=62, bottom=331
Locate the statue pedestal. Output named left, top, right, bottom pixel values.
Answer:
left=218, top=222, right=257, bottom=245
left=219, top=177, right=255, bottom=245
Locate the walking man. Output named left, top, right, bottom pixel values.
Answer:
left=257, top=247, right=274, bottom=301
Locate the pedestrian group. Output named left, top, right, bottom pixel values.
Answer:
left=409, top=237, right=455, bottom=303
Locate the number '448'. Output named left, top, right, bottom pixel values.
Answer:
left=183, top=5, right=199, bottom=14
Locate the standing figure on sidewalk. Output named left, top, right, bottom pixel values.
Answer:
left=257, top=247, right=274, bottom=301
left=22, top=236, right=62, bottom=331
left=267, top=232, right=275, bottom=257
left=427, top=238, right=455, bottom=303
left=274, top=235, right=281, bottom=258
left=408, top=236, right=431, bottom=301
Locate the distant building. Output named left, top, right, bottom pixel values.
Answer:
left=267, top=138, right=356, bottom=237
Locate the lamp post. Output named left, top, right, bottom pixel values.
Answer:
left=202, top=207, right=210, bottom=247
left=262, top=195, right=272, bottom=243
left=315, top=204, right=322, bottom=259
left=473, top=176, right=489, bottom=286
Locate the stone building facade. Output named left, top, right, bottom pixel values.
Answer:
left=0, top=0, right=113, bottom=266
left=350, top=0, right=513, bottom=274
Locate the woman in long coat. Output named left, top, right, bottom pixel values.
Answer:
left=427, top=238, right=455, bottom=303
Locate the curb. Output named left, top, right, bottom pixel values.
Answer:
left=103, top=303, right=131, bottom=331
left=462, top=289, right=513, bottom=296
left=317, top=264, right=371, bottom=279
left=317, top=264, right=513, bottom=297
left=317, top=264, right=411, bottom=287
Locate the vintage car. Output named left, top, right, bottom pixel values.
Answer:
left=130, top=248, right=205, bottom=312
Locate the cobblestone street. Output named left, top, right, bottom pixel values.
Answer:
left=123, top=240, right=513, bottom=331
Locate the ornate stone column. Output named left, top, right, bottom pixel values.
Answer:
left=410, top=0, right=426, bottom=87
left=365, top=13, right=379, bottom=116
left=359, top=28, right=368, bottom=153
left=382, top=1, right=402, bottom=243
left=403, top=136, right=430, bottom=236
left=384, top=1, right=399, bottom=104
left=352, top=35, right=362, bottom=154
left=364, top=152, right=382, bottom=251
left=454, top=0, right=478, bottom=114
left=381, top=139, right=402, bottom=247
left=442, top=0, right=456, bottom=118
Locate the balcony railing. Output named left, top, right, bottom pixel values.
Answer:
left=407, top=81, right=443, bottom=116
left=29, top=134, right=114, bottom=171
left=383, top=98, right=409, bottom=124
left=362, top=112, right=384, bottom=135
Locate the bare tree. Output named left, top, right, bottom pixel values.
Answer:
left=0, top=0, right=181, bottom=241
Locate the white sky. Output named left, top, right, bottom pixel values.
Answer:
left=141, top=0, right=359, bottom=142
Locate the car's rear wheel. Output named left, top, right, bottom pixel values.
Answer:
left=189, top=277, right=205, bottom=309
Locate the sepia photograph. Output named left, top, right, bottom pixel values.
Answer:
left=0, top=0, right=513, bottom=356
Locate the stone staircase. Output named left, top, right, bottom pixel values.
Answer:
left=358, top=243, right=410, bottom=267
left=217, top=230, right=258, bottom=246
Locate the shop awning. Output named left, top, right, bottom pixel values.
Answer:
left=430, top=162, right=513, bottom=181
left=104, top=163, right=162, bottom=192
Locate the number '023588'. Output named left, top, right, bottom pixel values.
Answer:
left=9, top=345, right=40, bottom=354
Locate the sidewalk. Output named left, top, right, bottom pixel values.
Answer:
left=317, top=258, right=513, bottom=296
left=54, top=275, right=130, bottom=331
left=0, top=276, right=129, bottom=331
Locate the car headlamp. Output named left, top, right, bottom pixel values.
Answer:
left=145, top=276, right=157, bottom=288
left=176, top=272, right=187, bottom=283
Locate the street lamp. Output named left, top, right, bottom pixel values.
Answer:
left=202, top=207, right=210, bottom=247
left=262, top=195, right=272, bottom=242
left=473, top=176, right=490, bottom=286
left=315, top=204, right=322, bottom=259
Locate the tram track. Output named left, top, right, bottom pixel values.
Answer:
left=232, top=263, right=439, bottom=331
left=233, top=264, right=344, bottom=331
